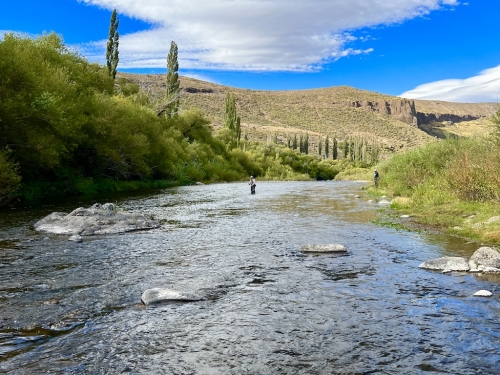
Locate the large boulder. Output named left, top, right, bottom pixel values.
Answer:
left=469, top=247, right=500, bottom=272
left=141, top=288, right=202, bottom=305
left=301, top=244, right=347, bottom=253
left=419, top=256, right=469, bottom=272
left=34, top=203, right=160, bottom=236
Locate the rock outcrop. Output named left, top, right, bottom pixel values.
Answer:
left=34, top=203, right=159, bottom=236
left=416, top=112, right=480, bottom=125
left=346, top=99, right=418, bottom=126
left=141, top=288, right=203, bottom=305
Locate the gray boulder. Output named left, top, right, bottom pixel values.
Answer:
left=141, top=288, right=202, bottom=305
left=34, top=203, right=159, bottom=236
left=301, top=244, right=347, bottom=253
left=419, top=256, right=469, bottom=272
left=469, top=247, right=500, bottom=272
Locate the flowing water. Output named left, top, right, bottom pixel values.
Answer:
left=0, top=181, right=499, bottom=374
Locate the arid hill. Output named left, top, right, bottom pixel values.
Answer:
left=119, top=73, right=498, bottom=154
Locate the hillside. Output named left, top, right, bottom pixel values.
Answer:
left=119, top=73, right=498, bottom=154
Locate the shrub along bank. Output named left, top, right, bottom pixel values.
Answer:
left=373, top=135, right=500, bottom=245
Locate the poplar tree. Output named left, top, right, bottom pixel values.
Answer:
left=325, top=136, right=329, bottom=159
left=106, top=9, right=119, bottom=80
left=318, top=137, right=323, bottom=157
left=165, top=41, right=180, bottom=117
left=332, top=138, right=338, bottom=160
left=235, top=116, right=242, bottom=145
left=292, top=134, right=298, bottom=150
left=304, top=133, right=309, bottom=154
left=224, top=92, right=237, bottom=130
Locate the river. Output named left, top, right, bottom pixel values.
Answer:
left=1, top=181, right=499, bottom=374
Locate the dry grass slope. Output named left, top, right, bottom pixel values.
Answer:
left=119, top=73, right=498, bottom=154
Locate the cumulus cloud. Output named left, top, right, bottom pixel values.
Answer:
left=400, top=65, right=500, bottom=103
left=78, top=0, right=459, bottom=71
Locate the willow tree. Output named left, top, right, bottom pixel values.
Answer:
left=165, top=41, right=180, bottom=117
left=106, top=9, right=119, bottom=80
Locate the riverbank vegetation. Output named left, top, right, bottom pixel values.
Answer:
left=373, top=128, right=500, bottom=244
left=0, top=33, right=377, bottom=207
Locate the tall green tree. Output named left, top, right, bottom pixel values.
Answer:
left=292, top=134, right=298, bottom=150
left=224, top=92, right=237, bottom=130
left=165, top=40, right=180, bottom=117
left=235, top=116, right=242, bottom=145
left=332, top=138, right=338, bottom=160
left=106, top=9, right=119, bottom=80
left=318, top=137, right=323, bottom=157
left=325, top=136, right=329, bottom=159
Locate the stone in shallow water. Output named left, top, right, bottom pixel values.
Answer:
left=301, top=244, right=347, bottom=253
left=469, top=247, right=500, bottom=271
left=419, top=256, right=469, bottom=272
left=473, top=290, right=492, bottom=297
left=68, top=235, right=83, bottom=243
left=33, top=203, right=160, bottom=236
left=141, top=288, right=202, bottom=305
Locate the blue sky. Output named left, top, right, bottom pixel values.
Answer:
left=2, top=0, right=499, bottom=102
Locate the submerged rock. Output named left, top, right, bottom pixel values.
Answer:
left=141, top=288, right=202, bottom=305
left=419, top=256, right=469, bottom=272
left=378, top=199, right=391, bottom=205
left=301, top=244, right=347, bottom=253
left=34, top=203, right=159, bottom=236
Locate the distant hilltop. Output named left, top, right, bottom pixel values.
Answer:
left=118, top=73, right=498, bottom=153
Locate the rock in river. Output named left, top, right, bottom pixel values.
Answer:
left=141, top=288, right=202, bottom=305
left=419, top=256, right=469, bottom=272
left=469, top=246, right=500, bottom=272
left=34, top=203, right=160, bottom=236
left=301, top=244, right=347, bottom=253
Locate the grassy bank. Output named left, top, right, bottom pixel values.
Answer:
left=371, top=136, right=500, bottom=245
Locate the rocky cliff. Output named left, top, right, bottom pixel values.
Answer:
left=346, top=99, right=418, bottom=126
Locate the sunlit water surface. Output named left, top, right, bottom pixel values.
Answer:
left=0, top=181, right=499, bottom=374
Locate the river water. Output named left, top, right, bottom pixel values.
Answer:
left=0, top=181, right=499, bottom=374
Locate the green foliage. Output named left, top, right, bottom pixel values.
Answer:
left=224, top=92, right=237, bottom=130
left=380, top=137, right=500, bottom=205
left=332, top=138, right=338, bottom=160
left=0, top=151, right=21, bottom=205
left=325, top=135, right=329, bottom=159
left=117, top=78, right=139, bottom=96
left=165, top=41, right=180, bottom=117
left=106, top=9, right=119, bottom=79
left=491, top=107, right=500, bottom=144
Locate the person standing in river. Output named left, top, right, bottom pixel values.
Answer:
left=249, top=175, right=256, bottom=194
left=374, top=169, right=380, bottom=187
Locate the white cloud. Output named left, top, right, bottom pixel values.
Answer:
left=400, top=65, right=500, bottom=103
left=78, top=0, right=459, bottom=72
left=182, top=73, right=218, bottom=84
